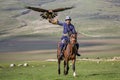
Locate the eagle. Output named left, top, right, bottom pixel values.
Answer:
left=25, top=6, right=74, bottom=20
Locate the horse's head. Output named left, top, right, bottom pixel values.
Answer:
left=70, top=34, right=77, bottom=44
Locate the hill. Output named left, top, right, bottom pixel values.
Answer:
left=0, top=0, right=120, bottom=39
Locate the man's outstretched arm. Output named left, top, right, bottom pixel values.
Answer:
left=49, top=18, right=64, bottom=26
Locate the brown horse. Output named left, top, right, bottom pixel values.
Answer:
left=57, top=34, right=78, bottom=77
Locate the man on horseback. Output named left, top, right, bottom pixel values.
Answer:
left=50, top=16, right=80, bottom=59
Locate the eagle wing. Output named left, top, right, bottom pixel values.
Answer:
left=25, top=6, right=48, bottom=12
left=52, top=6, right=74, bottom=12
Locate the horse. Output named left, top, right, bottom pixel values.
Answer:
left=57, top=34, right=78, bottom=77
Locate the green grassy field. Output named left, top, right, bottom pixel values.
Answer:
left=0, top=61, right=120, bottom=80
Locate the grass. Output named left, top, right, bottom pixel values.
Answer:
left=0, top=61, right=120, bottom=80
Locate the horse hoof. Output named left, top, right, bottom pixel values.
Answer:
left=73, top=72, right=76, bottom=77
left=58, top=72, right=60, bottom=75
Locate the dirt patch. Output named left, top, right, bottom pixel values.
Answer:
left=106, top=0, right=120, bottom=3
left=105, top=0, right=120, bottom=7
left=90, top=14, right=120, bottom=21
left=46, top=57, right=120, bottom=62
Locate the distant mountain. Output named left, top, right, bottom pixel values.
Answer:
left=0, top=0, right=120, bottom=40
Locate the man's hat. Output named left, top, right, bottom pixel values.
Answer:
left=65, top=16, right=71, bottom=21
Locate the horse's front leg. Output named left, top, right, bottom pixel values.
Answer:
left=64, top=60, right=69, bottom=75
left=72, top=59, right=76, bottom=77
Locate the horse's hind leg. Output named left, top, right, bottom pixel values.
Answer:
left=72, top=59, right=76, bottom=77
left=58, top=59, right=61, bottom=75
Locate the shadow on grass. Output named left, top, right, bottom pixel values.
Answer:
left=55, top=74, right=82, bottom=80
left=87, top=72, right=120, bottom=76
left=55, top=79, right=63, bottom=80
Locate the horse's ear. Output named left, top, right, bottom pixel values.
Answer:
left=74, top=33, right=77, bottom=39
left=76, top=32, right=78, bottom=35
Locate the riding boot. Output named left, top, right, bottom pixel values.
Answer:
left=76, top=43, right=81, bottom=56
left=60, top=43, right=64, bottom=59
left=76, top=52, right=81, bottom=56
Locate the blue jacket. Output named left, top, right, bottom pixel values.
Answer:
left=58, top=21, right=77, bottom=34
